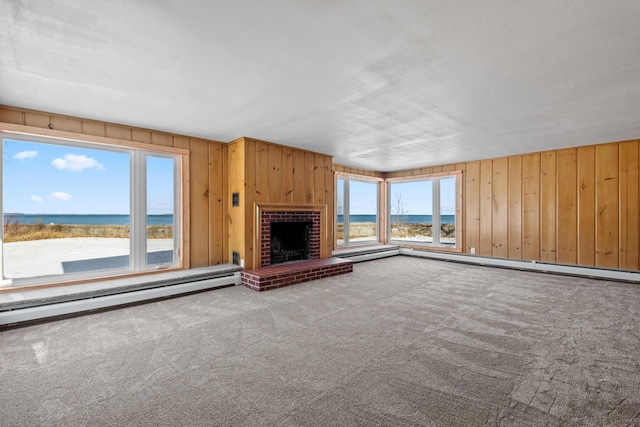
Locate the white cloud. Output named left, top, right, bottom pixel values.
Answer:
left=51, top=154, right=105, bottom=171
left=13, top=150, right=37, bottom=160
left=30, top=195, right=43, bottom=203
left=49, top=192, right=72, bottom=201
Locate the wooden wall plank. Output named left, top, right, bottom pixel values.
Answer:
left=479, top=160, right=493, bottom=256
left=465, top=161, right=481, bottom=254
left=268, top=144, right=283, bottom=202
left=292, top=150, right=306, bottom=203
left=52, top=117, right=82, bottom=133
left=209, top=143, right=225, bottom=265
left=105, top=125, right=132, bottom=140
left=24, top=112, right=51, bottom=128
left=132, top=129, right=151, bottom=144
left=151, top=133, right=174, bottom=147
left=304, top=152, right=315, bottom=204
left=508, top=156, right=523, bottom=259
left=324, top=157, right=335, bottom=253
left=226, top=139, right=245, bottom=265
left=577, top=146, right=596, bottom=266
left=595, top=144, right=620, bottom=268
left=619, top=141, right=639, bottom=270
left=173, top=136, right=190, bottom=150
left=81, top=121, right=106, bottom=137
left=281, top=147, right=294, bottom=204
left=492, top=157, right=509, bottom=257
left=556, top=149, right=577, bottom=264
left=442, top=164, right=455, bottom=172
left=220, top=144, right=228, bottom=263
left=254, top=141, right=269, bottom=204
left=189, top=138, right=210, bottom=268
left=540, top=151, right=557, bottom=262
left=522, top=153, right=541, bottom=261
left=243, top=139, right=257, bottom=269
left=314, top=154, right=325, bottom=205
left=0, top=107, right=24, bottom=124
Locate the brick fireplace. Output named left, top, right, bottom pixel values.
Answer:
left=260, top=211, right=320, bottom=266
left=241, top=203, right=353, bottom=291
left=254, top=203, right=328, bottom=269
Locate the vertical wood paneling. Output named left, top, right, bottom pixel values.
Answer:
left=465, top=161, right=480, bottom=254
left=522, top=153, right=540, bottom=261
left=132, top=129, right=151, bottom=144
left=619, top=141, right=639, bottom=269
left=304, top=152, right=315, bottom=204
left=209, top=143, right=225, bottom=264
left=492, top=157, right=509, bottom=257
left=595, top=144, right=619, bottom=268
left=508, top=156, right=522, bottom=259
left=189, top=139, right=210, bottom=268
left=227, top=140, right=245, bottom=265
left=557, top=149, right=578, bottom=264
left=81, top=122, right=106, bottom=137
left=53, top=117, right=82, bottom=133
left=173, top=136, right=190, bottom=150
left=455, top=163, right=467, bottom=251
left=24, top=112, right=51, bottom=128
left=479, top=160, right=493, bottom=256
left=540, top=151, right=557, bottom=262
left=151, top=133, right=174, bottom=147
left=268, top=144, right=282, bottom=202
left=314, top=154, right=325, bottom=205
left=105, top=125, right=131, bottom=140
left=282, top=147, right=294, bottom=204
left=324, top=156, right=335, bottom=253
left=243, top=139, right=257, bottom=268
left=292, top=150, right=306, bottom=203
left=254, top=141, right=269, bottom=203
left=577, top=146, right=596, bottom=266
left=0, top=107, right=24, bottom=124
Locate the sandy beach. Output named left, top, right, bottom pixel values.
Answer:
left=3, top=238, right=173, bottom=279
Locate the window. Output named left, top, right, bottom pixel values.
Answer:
left=388, top=173, right=460, bottom=248
left=1, top=132, right=181, bottom=287
left=336, top=176, right=380, bottom=245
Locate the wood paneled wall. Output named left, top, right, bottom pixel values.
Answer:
left=0, top=106, right=227, bottom=269
left=385, top=139, right=640, bottom=270
left=227, top=137, right=334, bottom=270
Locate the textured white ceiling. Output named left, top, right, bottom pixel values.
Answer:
left=2, top=1, right=640, bottom=171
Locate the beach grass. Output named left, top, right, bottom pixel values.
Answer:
left=3, top=223, right=173, bottom=243
left=336, top=222, right=455, bottom=240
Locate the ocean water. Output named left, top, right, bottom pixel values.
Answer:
left=338, top=214, right=455, bottom=224
left=4, top=213, right=174, bottom=226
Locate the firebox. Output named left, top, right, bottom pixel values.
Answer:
left=270, top=221, right=312, bottom=265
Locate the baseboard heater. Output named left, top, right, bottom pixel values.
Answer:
left=400, top=248, right=640, bottom=283
left=342, top=248, right=401, bottom=263
left=0, top=272, right=241, bottom=326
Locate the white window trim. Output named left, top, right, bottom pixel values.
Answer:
left=386, top=171, right=463, bottom=252
left=0, top=126, right=188, bottom=289
left=335, top=173, right=383, bottom=247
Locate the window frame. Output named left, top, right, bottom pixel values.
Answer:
left=386, top=171, right=463, bottom=252
left=335, top=173, right=383, bottom=247
left=0, top=126, right=189, bottom=289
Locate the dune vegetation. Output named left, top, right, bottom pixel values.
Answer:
left=3, top=222, right=173, bottom=243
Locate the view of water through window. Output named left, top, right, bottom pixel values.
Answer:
left=2, top=135, right=178, bottom=283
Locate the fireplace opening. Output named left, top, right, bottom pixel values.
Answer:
left=270, top=221, right=312, bottom=265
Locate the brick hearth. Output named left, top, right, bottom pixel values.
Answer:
left=241, top=258, right=353, bottom=292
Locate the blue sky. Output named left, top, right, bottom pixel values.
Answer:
left=3, top=138, right=174, bottom=215
left=340, top=178, right=456, bottom=215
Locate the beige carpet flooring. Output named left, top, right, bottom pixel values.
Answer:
left=1, top=256, right=639, bottom=426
